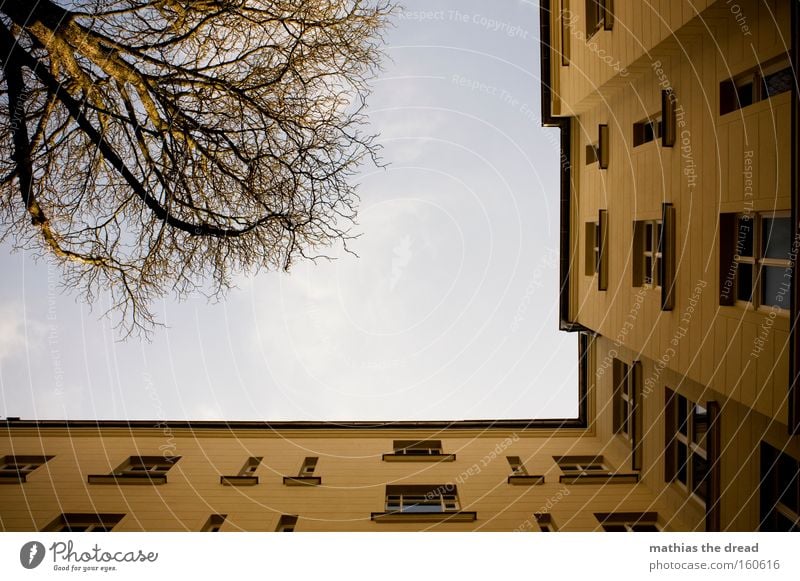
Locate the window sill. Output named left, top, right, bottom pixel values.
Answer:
left=283, top=476, right=321, bottom=486
left=507, top=474, right=546, bottom=485
left=88, top=473, right=167, bottom=485
left=381, top=454, right=456, bottom=462
left=371, top=511, right=477, bottom=523
left=221, top=475, right=259, bottom=486
left=559, top=472, right=638, bottom=485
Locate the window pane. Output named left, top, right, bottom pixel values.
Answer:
left=602, top=524, right=627, bottom=532
left=736, top=82, right=754, bottom=108
left=778, top=454, right=799, bottom=514
left=762, top=265, right=789, bottom=308
left=677, top=396, right=688, bottom=435
left=645, top=223, right=653, bottom=252
left=631, top=524, right=659, bottom=532
left=736, top=216, right=754, bottom=257
left=644, top=256, right=653, bottom=285
left=762, top=217, right=792, bottom=260
left=676, top=444, right=688, bottom=485
left=736, top=263, right=753, bottom=302
left=692, top=453, right=709, bottom=502
left=763, top=67, right=793, bottom=97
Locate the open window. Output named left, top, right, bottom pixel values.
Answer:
left=507, top=456, right=545, bottom=485
left=585, top=0, right=613, bottom=37
left=202, top=514, right=227, bottom=532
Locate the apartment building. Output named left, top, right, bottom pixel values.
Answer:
left=1, top=0, right=798, bottom=533
left=540, top=0, right=800, bottom=531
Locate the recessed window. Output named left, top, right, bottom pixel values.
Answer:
left=536, top=513, right=557, bottom=532
left=221, top=457, right=261, bottom=486
left=0, top=455, right=53, bottom=482
left=372, top=485, right=476, bottom=522
left=632, top=220, right=662, bottom=288
left=115, top=456, right=177, bottom=476
left=556, top=455, right=608, bottom=475
left=633, top=115, right=662, bottom=147
left=383, top=440, right=455, bottom=462
left=507, top=456, right=527, bottom=476
left=719, top=212, right=792, bottom=310
left=43, top=513, right=124, bottom=532
left=760, top=443, right=800, bottom=531
left=585, top=211, right=608, bottom=289
left=386, top=484, right=459, bottom=513
left=720, top=55, right=792, bottom=115
left=612, top=359, right=633, bottom=439
left=89, top=455, right=180, bottom=484
left=240, top=457, right=261, bottom=476
left=276, top=515, right=297, bottom=532
left=665, top=389, right=709, bottom=504
left=300, top=457, right=318, bottom=476
left=560, top=0, right=571, bottom=65
left=202, top=514, right=227, bottom=532
left=596, top=512, right=660, bottom=532
left=585, top=0, right=613, bottom=37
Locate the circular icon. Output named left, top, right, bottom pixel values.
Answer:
left=20, top=541, right=46, bottom=569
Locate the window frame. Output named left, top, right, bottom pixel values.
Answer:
left=760, top=442, right=800, bottom=531
left=43, top=513, right=124, bottom=532
left=0, top=455, right=53, bottom=482
left=720, top=55, right=793, bottom=116
left=595, top=512, right=661, bottom=532
left=665, top=390, right=709, bottom=505
left=372, top=485, right=477, bottom=522
left=721, top=211, right=792, bottom=312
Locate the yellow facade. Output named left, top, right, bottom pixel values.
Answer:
left=1, top=0, right=799, bottom=533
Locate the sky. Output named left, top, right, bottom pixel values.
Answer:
left=0, top=0, right=577, bottom=422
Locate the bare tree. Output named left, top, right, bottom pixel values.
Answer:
left=0, top=0, right=391, bottom=334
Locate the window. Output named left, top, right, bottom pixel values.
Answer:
left=383, top=440, right=455, bottom=461
left=665, top=389, right=709, bottom=504
left=720, top=55, right=792, bottom=115
left=0, top=455, right=52, bottom=482
left=585, top=125, right=608, bottom=168
left=507, top=456, right=527, bottom=476
left=283, top=457, right=322, bottom=485
left=115, top=456, right=177, bottom=476
left=202, top=514, right=227, bottom=532
left=506, top=457, right=545, bottom=485
left=556, top=455, right=608, bottom=475
left=585, top=143, right=598, bottom=165
left=536, top=513, right=557, bottom=532
left=555, top=455, right=637, bottom=484
left=560, top=0, right=571, bottom=66
left=633, top=114, right=662, bottom=147
left=221, top=457, right=261, bottom=485
left=585, top=210, right=609, bottom=290
left=89, top=455, right=180, bottom=484
left=661, top=89, right=676, bottom=147
left=612, top=360, right=642, bottom=469
left=585, top=0, right=613, bottom=37
left=632, top=220, right=662, bottom=288
left=596, top=512, right=660, bottom=532
left=372, top=485, right=476, bottom=522
left=719, top=212, right=792, bottom=310
left=239, top=457, right=261, bottom=476
left=43, top=513, right=124, bottom=532
left=760, top=443, right=800, bottom=531
left=300, top=457, right=318, bottom=476
left=387, top=485, right=459, bottom=514
left=276, top=515, right=297, bottom=532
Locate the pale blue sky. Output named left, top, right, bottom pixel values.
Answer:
left=0, top=0, right=577, bottom=421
